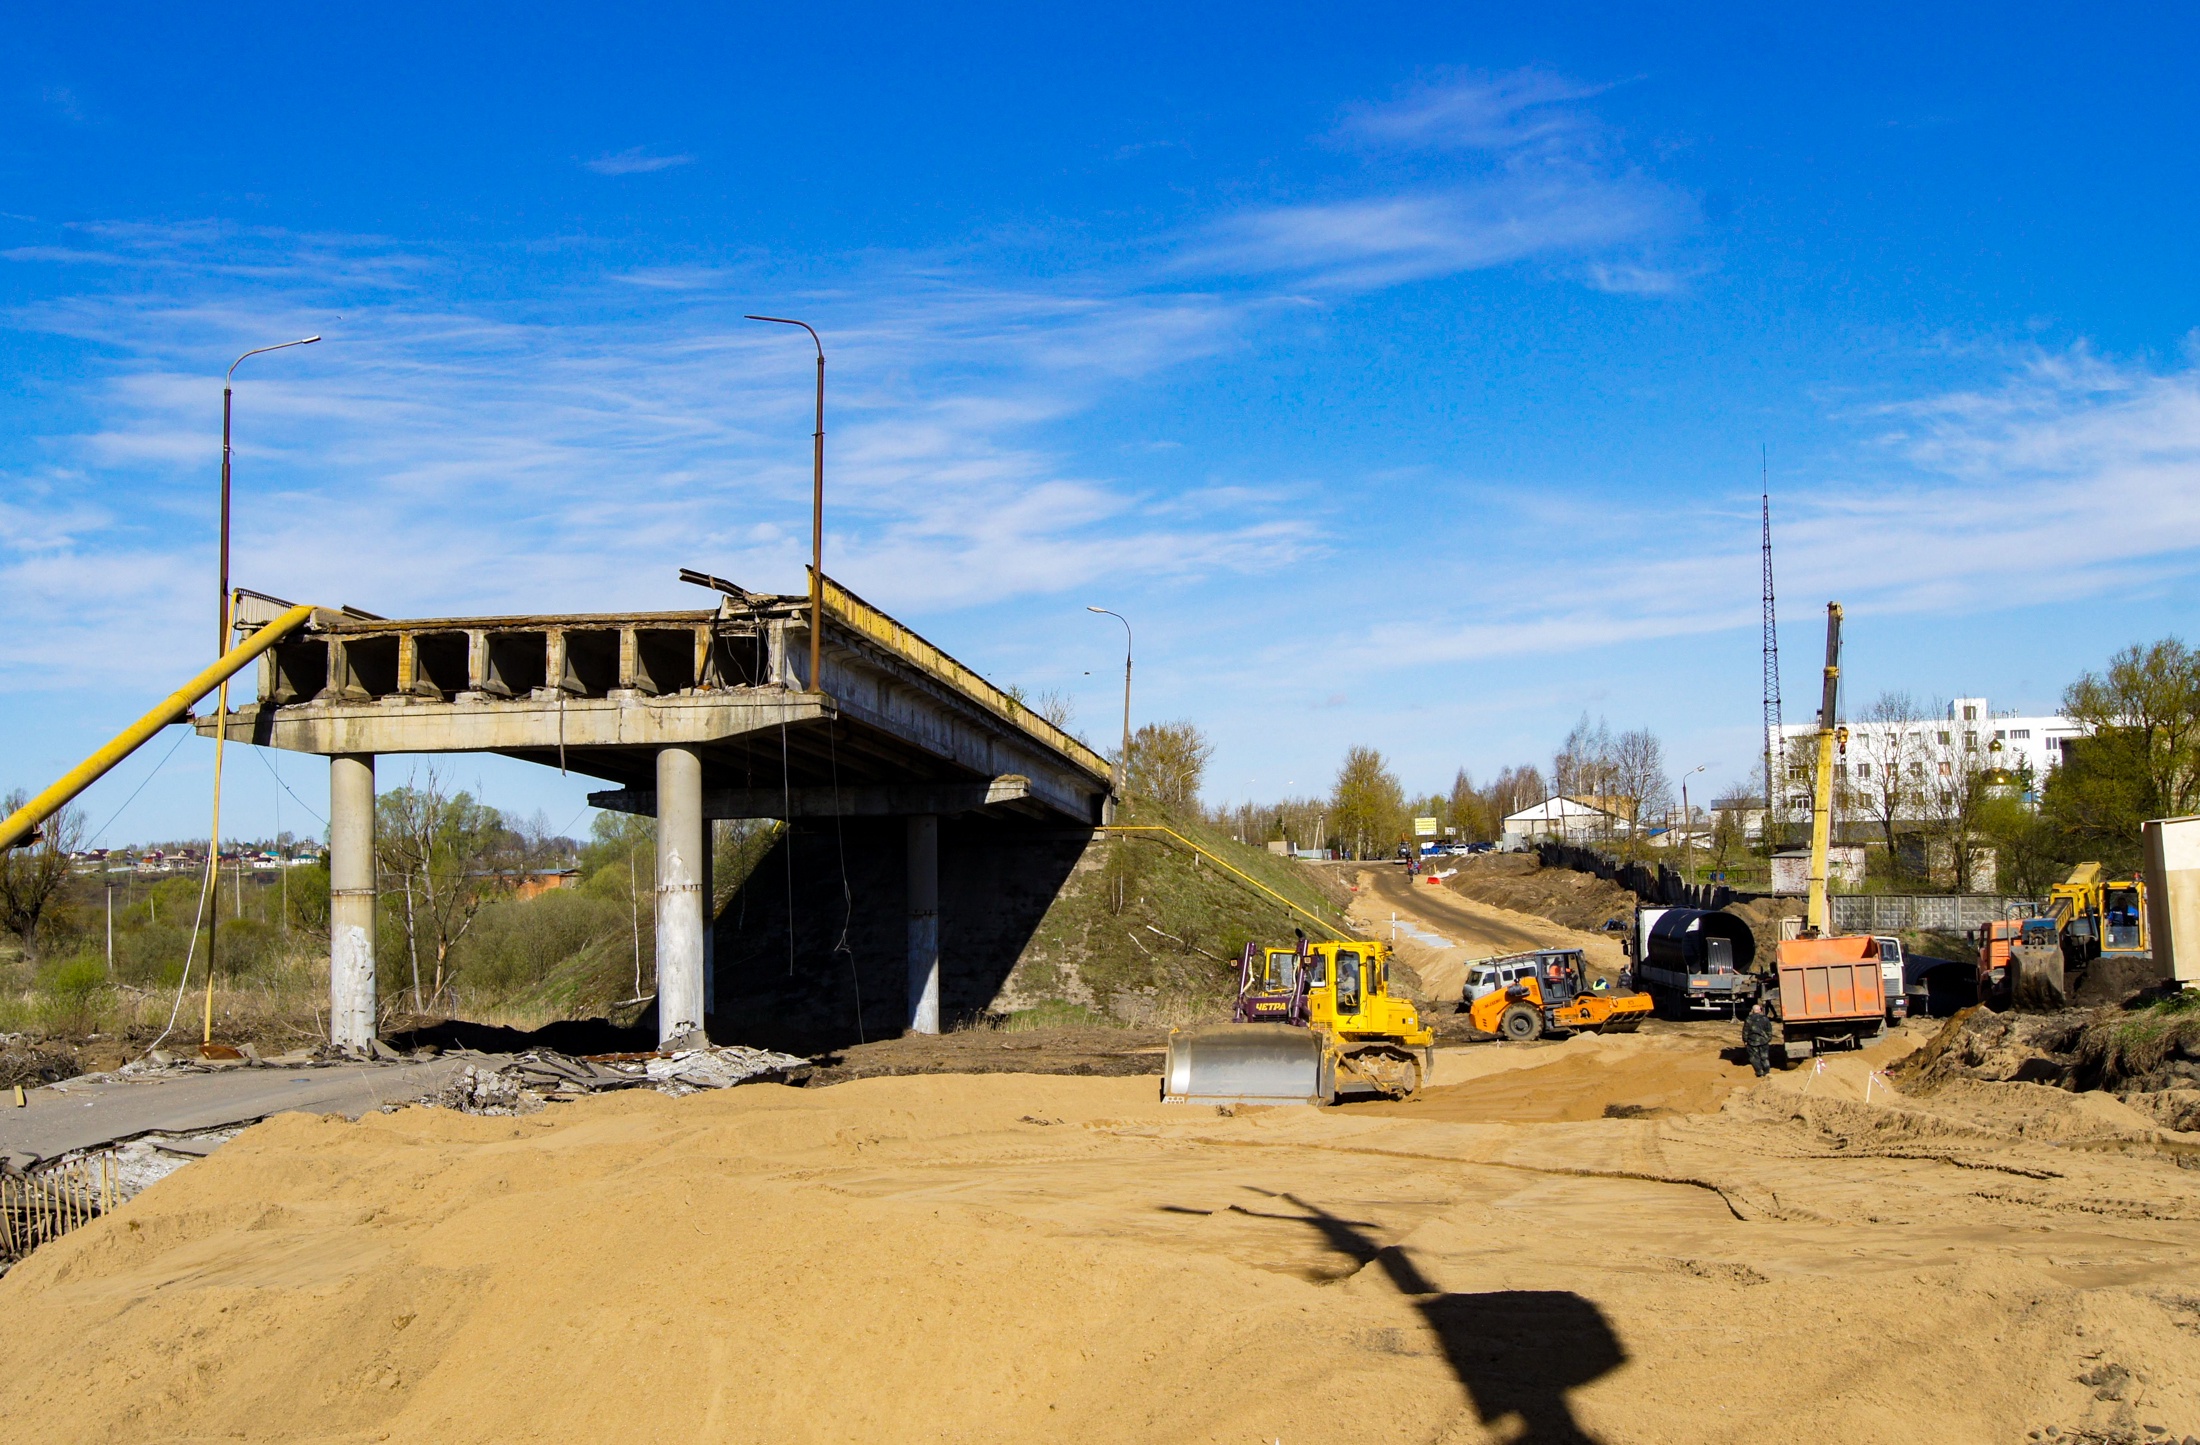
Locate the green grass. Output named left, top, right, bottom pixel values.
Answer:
left=1002, top=799, right=1349, bottom=1027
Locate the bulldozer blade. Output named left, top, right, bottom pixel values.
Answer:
left=1162, top=1025, right=1331, bottom=1106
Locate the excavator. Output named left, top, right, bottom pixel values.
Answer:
left=1985, top=862, right=2151, bottom=1008
left=1162, top=934, right=1434, bottom=1106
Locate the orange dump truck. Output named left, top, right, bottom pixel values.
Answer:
left=1771, top=934, right=1890, bottom=1063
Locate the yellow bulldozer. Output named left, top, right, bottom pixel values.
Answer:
left=1162, top=935, right=1434, bottom=1106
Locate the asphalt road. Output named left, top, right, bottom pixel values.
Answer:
left=0, top=1056, right=494, bottom=1165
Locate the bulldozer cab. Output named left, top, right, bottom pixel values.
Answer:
left=1304, top=941, right=1425, bottom=1043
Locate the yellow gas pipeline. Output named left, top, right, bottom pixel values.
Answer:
left=0, top=604, right=316, bottom=853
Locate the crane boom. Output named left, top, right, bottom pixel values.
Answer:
left=1806, top=602, right=1844, bottom=932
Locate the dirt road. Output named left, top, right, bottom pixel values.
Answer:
left=1349, top=864, right=1626, bottom=1004
left=7, top=1018, right=2200, bottom=1444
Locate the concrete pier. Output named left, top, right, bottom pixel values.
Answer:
left=907, top=814, right=940, bottom=1034
left=328, top=753, right=378, bottom=1052
left=655, top=745, right=707, bottom=1045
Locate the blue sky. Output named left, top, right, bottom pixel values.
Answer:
left=6, top=3, right=2200, bottom=843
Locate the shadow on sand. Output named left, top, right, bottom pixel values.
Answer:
left=1225, top=1191, right=1626, bottom=1443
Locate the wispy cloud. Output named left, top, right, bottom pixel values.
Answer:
left=1335, top=68, right=1611, bottom=155
left=583, top=148, right=693, bottom=176
left=1185, top=180, right=1679, bottom=290
left=1344, top=347, right=2200, bottom=674
left=0, top=225, right=1312, bottom=692
left=1184, top=67, right=1691, bottom=293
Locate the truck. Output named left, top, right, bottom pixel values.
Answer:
left=1625, top=906, right=1761, bottom=1017
left=1872, top=935, right=1910, bottom=1024
left=1772, top=934, right=1889, bottom=1061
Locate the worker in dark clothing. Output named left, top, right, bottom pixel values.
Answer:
left=1742, top=1000, right=1775, bottom=1078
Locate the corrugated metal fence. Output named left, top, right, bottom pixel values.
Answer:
left=1829, top=894, right=2040, bottom=934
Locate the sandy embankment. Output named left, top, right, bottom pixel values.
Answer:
left=1348, top=865, right=1626, bottom=1004
left=6, top=1025, right=2200, bottom=1444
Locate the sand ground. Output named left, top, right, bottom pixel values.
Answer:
left=6, top=1018, right=2199, bottom=1445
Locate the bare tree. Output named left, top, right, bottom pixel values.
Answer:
left=1855, top=691, right=1927, bottom=881
left=1552, top=714, right=1617, bottom=807
left=376, top=769, right=524, bottom=1009
left=1609, top=728, right=1671, bottom=833
left=1124, top=721, right=1212, bottom=811
left=1487, top=764, right=1547, bottom=820
left=1916, top=702, right=1998, bottom=890
left=0, top=796, right=84, bottom=960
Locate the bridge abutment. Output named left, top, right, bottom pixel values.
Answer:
left=328, top=753, right=378, bottom=1053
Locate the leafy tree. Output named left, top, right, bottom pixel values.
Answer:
left=2060, top=638, right=2200, bottom=819
left=1125, top=721, right=1212, bottom=811
left=1329, top=746, right=1405, bottom=860
left=0, top=795, right=83, bottom=960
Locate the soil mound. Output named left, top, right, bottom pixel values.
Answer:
left=1443, top=855, right=1637, bottom=934
left=1894, top=1001, right=2200, bottom=1134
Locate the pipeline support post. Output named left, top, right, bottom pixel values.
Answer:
left=655, top=745, right=707, bottom=1046
left=907, top=814, right=940, bottom=1034
left=328, top=753, right=377, bottom=1052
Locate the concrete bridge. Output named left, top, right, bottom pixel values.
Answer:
left=201, top=575, right=1114, bottom=1051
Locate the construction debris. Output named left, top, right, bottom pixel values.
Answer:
left=425, top=1044, right=810, bottom=1116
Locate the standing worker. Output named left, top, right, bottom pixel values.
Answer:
left=1742, top=1000, right=1775, bottom=1078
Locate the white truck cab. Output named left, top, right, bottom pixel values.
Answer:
left=1873, top=935, right=1909, bottom=1022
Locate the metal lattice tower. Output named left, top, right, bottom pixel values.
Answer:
left=1760, top=460, right=1784, bottom=844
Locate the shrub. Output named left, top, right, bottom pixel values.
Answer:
left=36, top=954, right=110, bottom=1035
left=450, top=888, right=627, bottom=999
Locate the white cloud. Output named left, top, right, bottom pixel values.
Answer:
left=1186, top=178, right=1680, bottom=290
left=0, top=228, right=1312, bottom=696
left=1342, top=348, right=2200, bottom=677
left=1183, top=66, right=1690, bottom=293
left=1335, top=69, right=1611, bottom=155
left=583, top=148, right=694, bottom=176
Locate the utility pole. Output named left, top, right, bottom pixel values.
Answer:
left=745, top=317, right=826, bottom=694
left=1086, top=607, right=1133, bottom=794
left=209, top=334, right=319, bottom=1047
left=1760, top=457, right=1784, bottom=855
left=1681, top=764, right=1707, bottom=884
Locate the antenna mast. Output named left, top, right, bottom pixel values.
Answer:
left=1761, top=449, right=1784, bottom=848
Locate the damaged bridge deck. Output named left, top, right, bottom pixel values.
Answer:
left=203, top=575, right=1111, bottom=825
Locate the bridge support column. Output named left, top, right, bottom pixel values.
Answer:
left=328, top=753, right=378, bottom=1053
left=907, top=814, right=940, bottom=1034
left=655, top=746, right=707, bottom=1046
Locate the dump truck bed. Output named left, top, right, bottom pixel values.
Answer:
left=1773, top=935, right=1887, bottom=1060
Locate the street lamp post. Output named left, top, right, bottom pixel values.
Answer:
left=745, top=316, right=826, bottom=693
left=1681, top=764, right=1708, bottom=884
left=1086, top=607, right=1132, bottom=793
left=205, top=335, right=319, bottom=1045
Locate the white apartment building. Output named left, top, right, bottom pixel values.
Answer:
left=1768, top=696, right=2082, bottom=817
